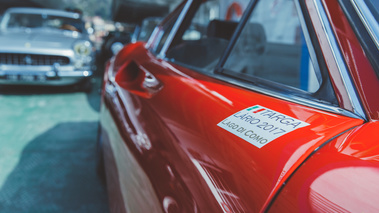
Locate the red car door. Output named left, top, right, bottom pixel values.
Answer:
left=100, top=0, right=370, bottom=212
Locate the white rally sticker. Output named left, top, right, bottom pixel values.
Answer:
left=217, top=105, right=310, bottom=148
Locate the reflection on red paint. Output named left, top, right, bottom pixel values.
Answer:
left=309, top=167, right=379, bottom=212
left=253, top=109, right=266, bottom=113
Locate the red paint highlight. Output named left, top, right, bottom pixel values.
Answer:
left=253, top=109, right=265, bottom=113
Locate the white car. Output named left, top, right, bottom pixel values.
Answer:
left=0, top=7, right=94, bottom=89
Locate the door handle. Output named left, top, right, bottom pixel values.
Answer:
left=115, top=60, right=162, bottom=98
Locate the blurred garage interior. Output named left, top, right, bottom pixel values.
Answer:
left=0, top=0, right=177, bottom=212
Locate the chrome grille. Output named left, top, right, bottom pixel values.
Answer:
left=0, top=53, right=70, bottom=66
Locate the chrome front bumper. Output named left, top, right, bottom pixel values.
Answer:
left=0, top=64, right=93, bottom=85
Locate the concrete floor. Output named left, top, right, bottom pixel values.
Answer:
left=0, top=75, right=109, bottom=212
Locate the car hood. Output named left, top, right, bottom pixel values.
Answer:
left=0, top=28, right=86, bottom=52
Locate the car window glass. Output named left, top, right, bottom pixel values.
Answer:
left=166, top=0, right=248, bottom=72
left=365, top=0, right=379, bottom=13
left=47, top=16, right=84, bottom=33
left=138, top=18, right=162, bottom=42
left=151, top=2, right=185, bottom=55
left=181, top=1, right=220, bottom=41
left=6, top=13, right=43, bottom=28
left=5, top=13, right=83, bottom=33
left=153, top=20, right=177, bottom=54
left=223, top=0, right=321, bottom=93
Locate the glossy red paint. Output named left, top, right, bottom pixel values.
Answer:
left=321, top=0, right=379, bottom=120
left=269, top=122, right=379, bottom=212
left=101, top=41, right=364, bottom=212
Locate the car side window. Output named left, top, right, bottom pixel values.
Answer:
left=166, top=1, right=243, bottom=72
left=223, top=0, right=321, bottom=93
left=150, top=2, right=185, bottom=55
left=152, top=19, right=178, bottom=54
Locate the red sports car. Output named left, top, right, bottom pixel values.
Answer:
left=98, top=0, right=379, bottom=212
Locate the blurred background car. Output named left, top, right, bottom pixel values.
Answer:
left=0, top=7, right=95, bottom=91
left=98, top=1, right=169, bottom=64
left=99, top=22, right=133, bottom=65
left=0, top=0, right=181, bottom=212
left=99, top=17, right=163, bottom=65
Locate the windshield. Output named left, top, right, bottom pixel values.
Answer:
left=4, top=13, right=84, bottom=33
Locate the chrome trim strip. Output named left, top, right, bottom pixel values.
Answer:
left=145, top=26, right=159, bottom=48
left=211, top=74, right=362, bottom=120
left=313, top=0, right=366, bottom=120
left=0, top=70, right=92, bottom=77
left=158, top=0, right=193, bottom=58
left=351, top=0, right=379, bottom=49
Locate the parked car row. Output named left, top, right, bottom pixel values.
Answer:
left=98, top=0, right=379, bottom=212
left=99, top=17, right=163, bottom=65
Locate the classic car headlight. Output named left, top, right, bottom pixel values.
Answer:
left=74, top=40, right=92, bottom=56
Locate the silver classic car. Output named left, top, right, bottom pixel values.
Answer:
left=0, top=7, right=94, bottom=89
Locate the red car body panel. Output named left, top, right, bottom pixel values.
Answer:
left=269, top=122, right=379, bottom=212
left=101, top=42, right=364, bottom=212
left=99, top=0, right=379, bottom=212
